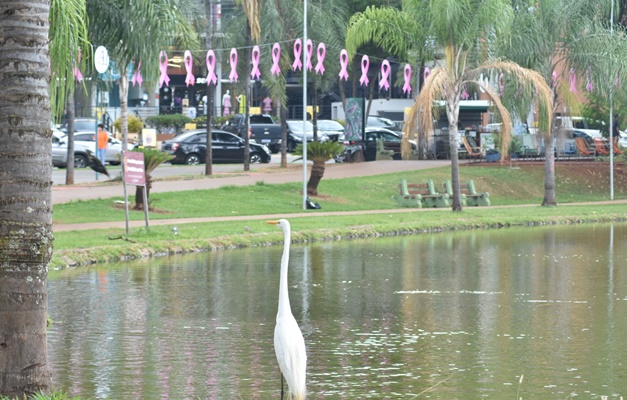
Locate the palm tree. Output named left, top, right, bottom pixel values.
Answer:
left=502, top=0, right=625, bottom=206
left=404, top=0, right=554, bottom=211
left=293, top=141, right=345, bottom=195
left=0, top=0, right=54, bottom=395
left=86, top=0, right=199, bottom=153
left=132, top=148, right=174, bottom=210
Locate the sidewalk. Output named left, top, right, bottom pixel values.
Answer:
left=52, top=160, right=451, bottom=232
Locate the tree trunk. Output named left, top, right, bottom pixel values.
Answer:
left=204, top=0, right=213, bottom=176
left=119, top=73, right=130, bottom=156
left=542, top=134, right=557, bottom=206
left=243, top=24, right=252, bottom=172
left=312, top=88, right=318, bottom=141
left=65, top=95, right=75, bottom=184
left=307, top=161, right=326, bottom=195
left=0, top=0, right=53, bottom=395
left=134, top=175, right=152, bottom=210
left=447, top=96, right=463, bottom=211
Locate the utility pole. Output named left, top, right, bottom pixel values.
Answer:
left=204, top=0, right=214, bottom=175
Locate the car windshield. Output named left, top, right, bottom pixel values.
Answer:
left=287, top=121, right=313, bottom=133
left=318, top=120, right=343, bottom=130
left=368, top=117, right=396, bottom=128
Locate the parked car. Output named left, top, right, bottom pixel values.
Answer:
left=316, top=119, right=345, bottom=142
left=60, top=118, right=109, bottom=133
left=286, top=120, right=329, bottom=152
left=51, top=129, right=92, bottom=168
left=361, top=127, right=416, bottom=161
left=73, top=131, right=133, bottom=165
left=367, top=116, right=402, bottom=132
left=161, top=130, right=272, bottom=165
left=619, top=131, right=627, bottom=148
left=221, top=113, right=282, bottom=153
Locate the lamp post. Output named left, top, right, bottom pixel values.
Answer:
left=609, top=0, right=614, bottom=200
left=302, top=0, right=308, bottom=210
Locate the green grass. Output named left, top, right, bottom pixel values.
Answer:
left=52, top=164, right=627, bottom=225
left=51, top=161, right=627, bottom=269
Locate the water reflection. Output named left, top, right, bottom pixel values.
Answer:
left=48, top=224, right=627, bottom=399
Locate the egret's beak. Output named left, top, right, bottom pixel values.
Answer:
left=266, top=220, right=279, bottom=225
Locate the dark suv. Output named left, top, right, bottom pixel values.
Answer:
left=161, top=130, right=272, bottom=165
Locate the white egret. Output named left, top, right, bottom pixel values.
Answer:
left=267, top=219, right=307, bottom=400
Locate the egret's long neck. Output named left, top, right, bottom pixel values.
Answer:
left=277, top=226, right=292, bottom=317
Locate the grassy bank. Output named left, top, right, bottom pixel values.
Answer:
left=50, top=162, right=627, bottom=269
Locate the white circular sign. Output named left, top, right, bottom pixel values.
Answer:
left=94, top=46, right=110, bottom=74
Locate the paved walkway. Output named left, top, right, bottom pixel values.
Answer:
left=52, top=160, right=450, bottom=231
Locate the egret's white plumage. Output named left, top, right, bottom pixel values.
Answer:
left=267, top=219, right=307, bottom=400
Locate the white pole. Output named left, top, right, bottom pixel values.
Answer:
left=610, top=0, right=614, bottom=200
left=302, top=0, right=308, bottom=210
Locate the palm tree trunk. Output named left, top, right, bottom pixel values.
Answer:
left=134, top=175, right=152, bottom=210
left=119, top=73, right=130, bottom=154
left=307, top=161, right=326, bottom=195
left=447, top=97, right=463, bottom=211
left=542, top=134, right=557, bottom=206
left=65, top=95, right=76, bottom=184
left=0, top=0, right=53, bottom=395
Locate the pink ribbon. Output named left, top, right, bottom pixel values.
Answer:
left=586, top=69, right=593, bottom=92
left=206, top=50, right=217, bottom=85
left=402, top=64, right=412, bottom=94
left=305, top=39, right=313, bottom=71
left=359, top=55, right=369, bottom=86
left=379, top=60, right=391, bottom=90
left=159, top=51, right=170, bottom=87
left=569, top=68, right=576, bottom=92
left=552, top=70, right=557, bottom=87
left=184, top=50, right=195, bottom=87
left=315, top=42, right=326, bottom=75
left=73, top=52, right=83, bottom=82
left=292, top=39, right=302, bottom=71
left=423, top=67, right=430, bottom=82
left=250, top=45, right=261, bottom=80
left=271, top=43, right=281, bottom=76
left=339, top=49, right=349, bottom=81
left=229, top=48, right=238, bottom=82
left=131, top=61, right=143, bottom=87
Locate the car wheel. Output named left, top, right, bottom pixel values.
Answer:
left=287, top=141, right=295, bottom=153
left=250, top=153, right=262, bottom=164
left=74, top=154, right=88, bottom=168
left=109, top=161, right=121, bottom=166
left=270, top=145, right=280, bottom=154
left=185, top=153, right=201, bottom=165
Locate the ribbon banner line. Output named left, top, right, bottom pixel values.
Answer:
left=251, top=45, right=261, bottom=80
left=402, top=64, right=412, bottom=94
left=271, top=43, right=281, bottom=76
left=379, top=60, right=391, bottom=90
left=229, top=48, right=239, bottom=82
left=184, top=50, right=195, bottom=87
left=131, top=61, right=142, bottom=87
left=315, top=42, right=326, bottom=75
left=305, top=39, right=313, bottom=72
left=339, top=49, right=349, bottom=81
left=206, top=50, right=217, bottom=85
left=292, top=39, right=302, bottom=71
left=359, top=55, right=370, bottom=86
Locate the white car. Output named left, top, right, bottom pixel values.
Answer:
left=619, top=131, right=627, bottom=148
left=73, top=131, right=134, bottom=165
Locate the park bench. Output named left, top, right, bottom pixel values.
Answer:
left=442, top=179, right=491, bottom=207
left=376, top=139, right=394, bottom=160
left=396, top=179, right=450, bottom=208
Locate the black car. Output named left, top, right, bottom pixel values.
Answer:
left=161, top=130, right=272, bottom=165
left=362, top=128, right=416, bottom=161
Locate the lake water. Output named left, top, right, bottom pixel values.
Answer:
left=47, top=224, right=627, bottom=399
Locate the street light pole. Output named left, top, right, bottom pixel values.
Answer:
left=302, top=0, right=308, bottom=210
left=610, top=0, right=614, bottom=200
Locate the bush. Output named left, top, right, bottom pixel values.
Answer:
left=145, top=114, right=192, bottom=134
left=113, top=114, right=144, bottom=133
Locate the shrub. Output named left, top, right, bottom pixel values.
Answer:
left=145, top=114, right=192, bottom=133
left=113, top=114, right=144, bottom=133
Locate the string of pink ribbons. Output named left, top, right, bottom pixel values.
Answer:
left=154, top=41, right=415, bottom=95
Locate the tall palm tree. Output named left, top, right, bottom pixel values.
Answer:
left=502, top=0, right=625, bottom=206
left=0, top=0, right=54, bottom=396
left=404, top=0, right=554, bottom=211
left=86, top=0, right=199, bottom=153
